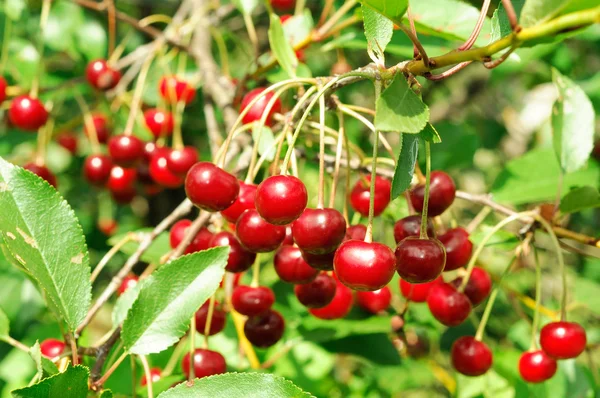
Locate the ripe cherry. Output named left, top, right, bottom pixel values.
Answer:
left=519, top=350, right=557, bottom=383
left=345, top=224, right=367, bottom=241
left=195, top=301, right=226, bottom=335
left=274, top=245, right=319, bottom=284
left=40, top=339, right=66, bottom=358
left=9, top=96, right=48, bottom=131
left=451, top=267, right=492, bottom=306
left=439, top=227, right=472, bottom=271
left=270, top=0, right=295, bottom=10
left=56, top=132, right=78, bottom=154
left=149, top=148, right=184, bottom=188
left=185, top=162, right=239, bottom=212
left=169, top=220, right=213, bottom=254
left=106, top=166, right=137, bottom=193
left=108, top=135, right=145, bottom=167
left=244, top=309, right=285, bottom=348
left=334, top=240, right=396, bottom=291
left=255, top=175, right=307, bottom=225
left=349, top=175, right=392, bottom=217
left=210, top=231, right=256, bottom=273
left=395, top=237, right=446, bottom=283
left=98, top=219, right=118, bottom=236
left=309, top=280, right=353, bottom=320
left=294, top=273, right=337, bottom=308
left=393, top=215, right=435, bottom=244
left=400, top=276, right=443, bottom=303
left=356, top=286, right=392, bottom=314
left=144, top=109, right=174, bottom=138
left=167, top=146, right=198, bottom=176
left=182, top=349, right=226, bottom=378
left=427, top=283, right=471, bottom=327
left=111, top=186, right=136, bottom=204
left=85, top=114, right=110, bottom=144
left=236, top=209, right=286, bottom=253
left=118, top=275, right=139, bottom=296
left=23, top=163, right=57, bottom=188
left=232, top=286, right=275, bottom=316
left=540, top=321, right=587, bottom=359
left=0, top=76, right=6, bottom=103
left=221, top=182, right=257, bottom=223
left=451, top=336, right=492, bottom=377
left=409, top=171, right=456, bottom=217
left=159, top=76, right=196, bottom=104
left=141, top=367, right=162, bottom=386
left=240, top=87, right=282, bottom=126
left=86, top=59, right=121, bottom=90
left=292, top=208, right=346, bottom=254
left=84, top=154, right=113, bottom=186
left=301, top=250, right=336, bottom=271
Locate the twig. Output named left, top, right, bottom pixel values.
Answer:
left=501, top=0, right=520, bottom=31
left=459, top=0, right=492, bottom=51
left=91, top=327, right=122, bottom=381
left=397, top=24, right=430, bottom=67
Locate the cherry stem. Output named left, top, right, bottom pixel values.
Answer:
left=397, top=24, right=430, bottom=67
left=130, top=356, right=136, bottom=397
left=251, top=255, right=261, bottom=288
left=73, top=92, right=101, bottom=152
left=124, top=53, right=155, bottom=137
left=419, top=141, right=432, bottom=239
left=465, top=206, right=492, bottom=234
left=458, top=0, right=491, bottom=51
left=501, top=0, right=520, bottom=31
left=188, top=314, right=196, bottom=382
left=406, top=5, right=419, bottom=59
left=425, top=61, right=472, bottom=81
left=139, top=355, right=154, bottom=398
left=171, top=100, right=186, bottom=150
left=94, top=351, right=128, bottom=387
left=161, top=336, right=187, bottom=377
left=91, top=232, right=138, bottom=283
left=106, top=0, right=116, bottom=57
left=203, top=294, right=217, bottom=349
left=243, top=12, right=259, bottom=57
left=252, top=130, right=287, bottom=179
left=35, top=117, right=52, bottom=166
left=209, top=27, right=231, bottom=78
left=318, top=82, right=327, bottom=209
left=329, top=110, right=345, bottom=209
left=530, top=248, right=542, bottom=350
left=224, top=292, right=261, bottom=369
left=342, top=112, right=351, bottom=225
left=294, top=0, right=306, bottom=16
left=316, top=0, right=357, bottom=39
left=337, top=104, right=394, bottom=159
left=30, top=0, right=51, bottom=99
left=318, top=0, right=335, bottom=26
left=0, top=17, right=12, bottom=75
left=365, top=79, right=382, bottom=243
left=2, top=335, right=30, bottom=353
left=70, top=334, right=79, bottom=365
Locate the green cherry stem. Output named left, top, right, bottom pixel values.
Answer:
left=139, top=355, right=154, bottom=398
left=318, top=81, right=326, bottom=209
left=419, top=140, right=432, bottom=239
left=530, top=248, right=542, bottom=350
left=0, top=17, right=12, bottom=75
left=188, top=314, right=196, bottom=383
left=365, top=79, right=382, bottom=243
left=329, top=110, right=345, bottom=209
left=30, top=0, right=52, bottom=98
left=124, top=53, right=155, bottom=137
left=171, top=99, right=186, bottom=150
left=203, top=294, right=217, bottom=349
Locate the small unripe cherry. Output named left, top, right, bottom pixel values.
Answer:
left=356, top=287, right=392, bottom=314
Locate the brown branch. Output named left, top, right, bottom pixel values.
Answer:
left=501, top=0, right=521, bottom=31
left=91, top=327, right=121, bottom=381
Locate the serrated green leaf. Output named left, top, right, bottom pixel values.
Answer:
left=281, top=10, right=313, bottom=47
left=231, top=0, right=259, bottom=15
left=391, top=133, right=417, bottom=199
left=268, top=14, right=298, bottom=79
left=121, top=247, right=229, bottom=355
left=99, top=390, right=113, bottom=398
left=419, top=123, right=441, bottom=143
left=157, top=373, right=314, bottom=398
left=551, top=68, right=595, bottom=173
left=0, top=306, right=8, bottom=339
left=137, top=375, right=184, bottom=396
left=299, top=316, right=391, bottom=343
left=11, top=365, right=89, bottom=398
left=520, top=0, right=597, bottom=27
left=375, top=75, right=429, bottom=134
left=490, top=0, right=525, bottom=42
left=108, top=229, right=170, bottom=265
left=358, top=0, right=408, bottom=26
left=559, top=186, right=600, bottom=213
left=362, top=5, right=394, bottom=62
left=0, top=157, right=91, bottom=332
left=252, top=126, right=276, bottom=162
left=29, top=341, right=59, bottom=383
left=112, top=281, right=142, bottom=328
left=43, top=2, right=85, bottom=58
left=5, top=0, right=26, bottom=20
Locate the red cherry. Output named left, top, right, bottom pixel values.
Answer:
left=195, top=301, right=226, bottom=335
left=182, top=349, right=226, bottom=378
left=294, top=273, right=337, bottom=308
left=106, top=166, right=137, bottom=193
left=439, top=227, right=473, bottom=271
left=427, top=283, right=471, bottom=327
left=111, top=186, right=136, bottom=204
left=301, top=249, right=336, bottom=271
left=170, top=219, right=213, bottom=254
left=451, top=336, right=492, bottom=376
left=86, top=59, right=121, bottom=90
left=108, top=135, right=145, bottom=167
left=292, top=208, right=346, bottom=254
left=519, top=350, right=557, bottom=383
left=144, top=109, right=174, bottom=138
left=149, top=148, right=184, bottom=188
left=118, top=275, right=139, bottom=296
left=185, top=162, right=240, bottom=212
left=280, top=14, right=292, bottom=23
left=142, top=141, right=160, bottom=163
left=9, top=96, right=48, bottom=131
left=56, top=132, right=78, bottom=154
left=167, top=146, right=198, bottom=176
left=0, top=76, right=6, bottom=103
left=270, top=0, right=295, bottom=10
left=244, top=309, right=285, bottom=348
left=451, top=267, right=491, bottom=306
left=255, top=175, right=307, bottom=225
left=98, top=219, right=118, bottom=236
left=84, top=154, right=113, bottom=186
left=345, top=224, right=367, bottom=241
left=400, top=276, right=443, bottom=303
left=274, top=245, right=319, bottom=284
left=334, top=240, right=396, bottom=291
left=409, top=171, right=456, bottom=217
left=85, top=114, right=111, bottom=144
left=282, top=226, right=294, bottom=245
left=23, top=163, right=57, bottom=188
left=159, top=76, right=196, bottom=104
left=240, top=87, right=282, bottom=127
left=349, top=175, right=392, bottom=217
left=356, top=286, right=392, bottom=314
left=232, top=286, right=275, bottom=316
left=309, top=280, right=353, bottom=320
left=40, top=338, right=66, bottom=358
left=141, top=367, right=162, bottom=386
left=395, top=237, right=446, bottom=283
left=210, top=231, right=256, bottom=273
left=393, top=215, right=435, bottom=244
left=221, top=182, right=257, bottom=223
left=190, top=228, right=214, bottom=252
left=236, top=209, right=286, bottom=253
left=540, top=321, right=587, bottom=359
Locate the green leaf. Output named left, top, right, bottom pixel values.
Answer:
left=391, top=133, right=417, bottom=199
left=99, top=390, right=113, bottom=398
left=112, top=281, right=142, bottom=327
left=299, top=316, right=391, bottom=343
left=43, top=2, right=85, bottom=58
left=361, top=5, right=394, bottom=62
left=156, top=373, right=314, bottom=398
left=75, top=19, right=107, bottom=61
left=231, top=0, right=259, bottom=15
left=11, top=365, right=89, bottom=398
left=281, top=10, right=314, bottom=47
left=419, top=123, right=441, bottom=143
left=490, top=0, right=526, bottom=41
left=520, top=0, right=598, bottom=27
left=551, top=68, right=595, bottom=173
left=560, top=186, right=600, bottom=214
left=252, top=126, right=276, bottom=162
left=375, top=75, right=429, bottom=134
left=29, top=341, right=59, bottom=383
left=0, top=306, right=8, bottom=339
left=121, top=247, right=229, bottom=355
left=5, top=0, right=26, bottom=20
left=268, top=14, right=298, bottom=79
left=358, top=0, right=408, bottom=26
left=108, top=229, right=170, bottom=265
left=0, top=157, right=91, bottom=332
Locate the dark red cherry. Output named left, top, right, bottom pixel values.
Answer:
left=144, top=109, right=174, bottom=138
left=141, top=367, right=161, bottom=386
left=244, top=309, right=285, bottom=348
left=292, top=208, right=346, bottom=254
left=274, top=245, right=319, bottom=284
left=232, top=286, right=275, bottom=316
left=0, top=76, right=6, bottom=103
left=84, top=154, right=113, bottom=186
left=182, top=349, right=226, bottom=378
left=219, top=272, right=242, bottom=289
left=85, top=114, right=111, bottom=144
left=409, top=171, right=456, bottom=217
left=118, top=274, right=138, bottom=296
left=9, top=96, right=48, bottom=131
left=236, top=209, right=286, bottom=252
left=190, top=228, right=214, bottom=252
left=40, top=338, right=66, bottom=358
left=451, top=267, right=491, bottom=307
left=451, top=336, right=492, bottom=376
left=393, top=215, right=435, bottom=244
left=294, top=273, right=337, bottom=308
left=57, top=132, right=78, bottom=154
left=195, top=301, right=226, bottom=335
left=540, top=321, right=587, bottom=359
left=301, top=250, right=336, bottom=271
left=111, top=186, right=136, bottom=204
left=170, top=219, right=198, bottom=254
left=185, top=162, right=240, bottom=212
left=167, top=146, right=198, bottom=176
left=356, top=286, right=392, bottom=314
left=334, top=240, right=396, bottom=291
left=106, top=166, right=137, bottom=193
left=349, top=175, right=392, bottom=217
left=108, top=135, right=145, bottom=167
left=23, top=163, right=57, bottom=188
left=149, top=148, right=184, bottom=188
left=142, top=141, right=160, bottom=163
left=159, top=76, right=196, bottom=104
left=400, top=276, right=443, bottom=303
left=209, top=231, right=256, bottom=273
left=221, top=182, right=257, bottom=223
left=255, top=175, right=307, bottom=225
left=519, top=350, right=557, bottom=383
left=345, top=224, right=367, bottom=241
left=270, top=0, right=295, bottom=10
left=427, top=283, right=471, bottom=327
left=86, top=59, right=121, bottom=90
left=309, top=280, right=353, bottom=320
left=240, top=87, right=282, bottom=127
left=439, top=227, right=472, bottom=271
left=395, top=237, right=446, bottom=283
